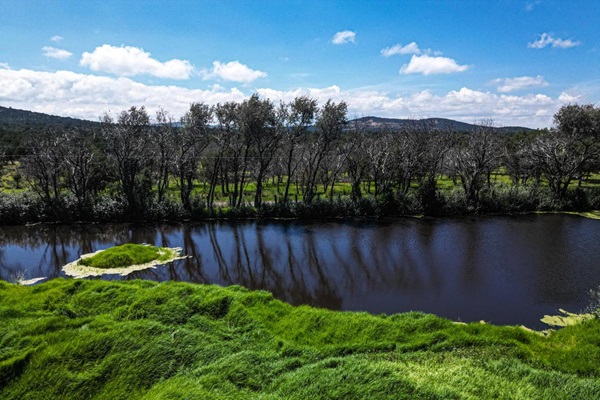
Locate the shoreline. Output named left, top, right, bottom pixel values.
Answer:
left=2, top=209, right=598, bottom=228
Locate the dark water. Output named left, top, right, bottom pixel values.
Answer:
left=1, top=215, right=599, bottom=329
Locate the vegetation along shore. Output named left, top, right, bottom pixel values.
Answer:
left=1, top=100, right=600, bottom=225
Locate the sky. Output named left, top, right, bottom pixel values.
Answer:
left=0, top=0, right=599, bottom=128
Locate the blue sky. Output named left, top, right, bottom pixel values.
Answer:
left=1, top=0, right=598, bottom=127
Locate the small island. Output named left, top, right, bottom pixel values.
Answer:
left=62, top=243, right=188, bottom=278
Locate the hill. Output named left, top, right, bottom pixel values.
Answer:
left=0, top=105, right=535, bottom=133
left=0, top=106, right=99, bottom=161
left=0, top=105, right=98, bottom=128
left=351, top=116, right=534, bottom=133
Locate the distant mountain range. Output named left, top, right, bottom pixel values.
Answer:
left=0, top=105, right=534, bottom=133
left=350, top=116, right=533, bottom=133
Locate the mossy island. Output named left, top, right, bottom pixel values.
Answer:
left=62, top=243, right=188, bottom=278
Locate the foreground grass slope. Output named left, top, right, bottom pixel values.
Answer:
left=1, top=279, right=599, bottom=399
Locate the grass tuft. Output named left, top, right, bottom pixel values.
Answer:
left=78, top=244, right=171, bottom=269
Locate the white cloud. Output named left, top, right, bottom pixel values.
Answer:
left=200, top=61, right=267, bottom=83
left=257, top=85, right=575, bottom=128
left=492, top=75, right=549, bottom=92
left=332, top=30, right=356, bottom=45
left=0, top=63, right=9, bottom=69
left=0, top=66, right=580, bottom=128
left=50, top=35, right=64, bottom=42
left=381, top=42, right=421, bottom=57
left=0, top=67, right=245, bottom=121
left=558, top=92, right=580, bottom=103
left=381, top=42, right=443, bottom=57
left=525, top=0, right=541, bottom=12
left=80, top=44, right=194, bottom=79
left=42, top=46, right=73, bottom=60
left=399, top=55, right=469, bottom=75
left=528, top=33, right=581, bottom=49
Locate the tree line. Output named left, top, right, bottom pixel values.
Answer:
left=1, top=96, right=599, bottom=224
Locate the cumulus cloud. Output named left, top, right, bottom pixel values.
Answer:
left=0, top=67, right=245, bottom=121
left=528, top=33, right=581, bottom=49
left=558, top=92, right=580, bottom=103
left=0, top=66, right=578, bottom=128
left=380, top=42, right=421, bottom=57
left=399, top=55, right=469, bottom=75
left=492, top=75, right=549, bottom=92
left=0, top=63, right=9, bottom=69
left=332, top=30, right=356, bottom=45
left=200, top=61, right=267, bottom=83
left=50, top=35, right=64, bottom=42
left=80, top=44, right=194, bottom=79
left=42, top=46, right=73, bottom=60
left=257, top=86, right=573, bottom=128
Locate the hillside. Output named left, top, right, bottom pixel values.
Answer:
left=351, top=116, right=534, bottom=133
left=0, top=106, right=98, bottom=128
left=0, top=106, right=99, bottom=160
left=0, top=279, right=598, bottom=399
left=0, top=105, right=534, bottom=133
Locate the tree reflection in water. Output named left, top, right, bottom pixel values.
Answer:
left=1, top=215, right=599, bottom=328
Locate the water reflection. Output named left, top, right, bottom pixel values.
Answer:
left=1, top=215, right=599, bottom=329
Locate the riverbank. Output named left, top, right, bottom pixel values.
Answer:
left=0, top=279, right=598, bottom=399
left=534, top=210, right=600, bottom=220
left=2, top=185, right=600, bottom=226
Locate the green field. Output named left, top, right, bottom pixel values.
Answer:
left=1, top=279, right=599, bottom=399
left=0, top=162, right=24, bottom=192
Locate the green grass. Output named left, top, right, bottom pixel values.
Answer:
left=0, top=162, right=25, bottom=192
left=0, top=279, right=599, bottom=399
left=78, top=244, right=172, bottom=269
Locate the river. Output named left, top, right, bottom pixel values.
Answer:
left=1, top=215, right=599, bottom=329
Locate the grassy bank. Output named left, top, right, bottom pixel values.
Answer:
left=1, top=279, right=599, bottom=399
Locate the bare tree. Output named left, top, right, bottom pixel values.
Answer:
left=446, top=121, right=502, bottom=203
left=361, top=128, right=401, bottom=197
left=237, top=94, right=281, bottom=207
left=281, top=96, right=318, bottom=203
left=175, top=103, right=211, bottom=211
left=346, top=123, right=372, bottom=202
left=527, top=105, right=600, bottom=198
left=301, top=100, right=348, bottom=204
left=101, top=106, right=152, bottom=214
left=212, top=102, right=245, bottom=207
left=324, top=130, right=357, bottom=201
left=152, top=108, right=175, bottom=204
left=22, top=128, right=65, bottom=207
left=62, top=127, right=101, bottom=211
left=503, top=135, right=539, bottom=186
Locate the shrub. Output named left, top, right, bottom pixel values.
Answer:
left=0, top=192, right=41, bottom=225
left=92, top=194, right=127, bottom=222
left=144, top=197, right=188, bottom=221
left=418, top=181, right=446, bottom=216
